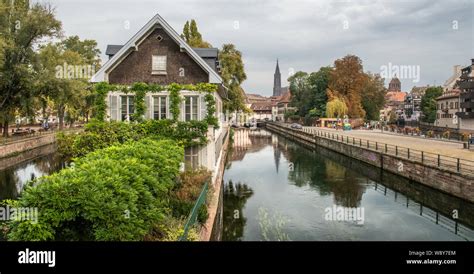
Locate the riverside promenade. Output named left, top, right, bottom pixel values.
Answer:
left=304, top=127, right=474, bottom=161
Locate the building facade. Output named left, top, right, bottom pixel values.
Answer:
left=91, top=13, right=228, bottom=173
left=456, top=59, right=474, bottom=131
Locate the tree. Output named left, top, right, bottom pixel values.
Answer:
left=327, top=55, right=366, bottom=118
left=421, top=86, right=443, bottom=123
left=326, top=97, right=348, bottom=119
left=0, top=0, right=61, bottom=136
left=288, top=67, right=331, bottom=118
left=361, top=73, right=386, bottom=121
left=181, top=19, right=212, bottom=48
left=219, top=44, right=247, bottom=112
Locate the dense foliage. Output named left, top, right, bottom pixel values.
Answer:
left=8, top=139, right=184, bottom=241
left=57, top=119, right=208, bottom=158
left=288, top=67, right=331, bottom=118
left=421, top=86, right=443, bottom=123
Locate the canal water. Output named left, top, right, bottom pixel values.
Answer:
left=223, top=129, right=474, bottom=241
left=0, top=144, right=67, bottom=201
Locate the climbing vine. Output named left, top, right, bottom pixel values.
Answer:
left=94, top=82, right=110, bottom=122
left=92, top=81, right=219, bottom=128
left=168, top=83, right=183, bottom=122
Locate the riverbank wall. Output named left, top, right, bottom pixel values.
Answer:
left=266, top=122, right=474, bottom=203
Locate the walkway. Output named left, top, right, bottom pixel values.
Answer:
left=305, top=127, right=474, bottom=161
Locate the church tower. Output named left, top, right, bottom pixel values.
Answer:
left=273, top=59, right=282, bottom=96
left=388, top=76, right=401, bottom=92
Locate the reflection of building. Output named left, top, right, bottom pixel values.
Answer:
left=231, top=129, right=272, bottom=161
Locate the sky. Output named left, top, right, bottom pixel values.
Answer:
left=43, top=0, right=473, bottom=96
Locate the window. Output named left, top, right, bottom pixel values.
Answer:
left=455, top=102, right=459, bottom=109
left=450, top=102, right=453, bottom=109
left=152, top=55, right=167, bottom=74
left=184, top=96, right=199, bottom=121
left=153, top=96, right=167, bottom=120
left=185, top=146, right=200, bottom=170
left=121, top=96, right=135, bottom=121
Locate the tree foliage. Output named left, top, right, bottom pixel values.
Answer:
left=288, top=67, right=331, bottom=118
left=0, top=0, right=61, bottom=135
left=361, top=73, right=386, bottom=121
left=326, top=97, right=348, bottom=119
left=219, top=44, right=247, bottom=112
left=327, top=55, right=367, bottom=118
left=181, top=19, right=212, bottom=48
left=421, top=86, right=443, bottom=123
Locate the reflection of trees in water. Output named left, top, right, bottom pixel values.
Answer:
left=0, top=153, right=67, bottom=200
left=279, top=139, right=365, bottom=208
left=0, top=169, right=20, bottom=200
left=223, top=180, right=254, bottom=241
left=324, top=161, right=364, bottom=208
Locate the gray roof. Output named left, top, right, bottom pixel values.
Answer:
left=192, top=48, right=218, bottom=58
left=106, top=45, right=123, bottom=56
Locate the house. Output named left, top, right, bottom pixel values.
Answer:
left=90, top=13, right=228, bottom=172
left=435, top=88, right=460, bottom=129
left=456, top=59, right=474, bottom=131
left=380, top=77, right=407, bottom=122
left=402, top=86, right=429, bottom=122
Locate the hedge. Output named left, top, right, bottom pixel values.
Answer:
left=7, top=139, right=184, bottom=241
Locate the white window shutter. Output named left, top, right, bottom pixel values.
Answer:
left=200, top=95, right=207, bottom=121
left=145, top=95, right=151, bottom=120
left=110, top=94, right=118, bottom=121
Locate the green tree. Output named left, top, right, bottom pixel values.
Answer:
left=421, top=86, right=443, bottom=123
left=361, top=73, right=386, bottom=121
left=0, top=0, right=61, bottom=136
left=288, top=67, right=331, bottom=118
left=219, top=44, right=247, bottom=112
left=181, top=19, right=211, bottom=48
left=326, top=97, right=348, bottom=118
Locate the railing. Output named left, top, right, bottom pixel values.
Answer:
left=0, top=127, right=82, bottom=146
left=179, top=180, right=209, bottom=241
left=269, top=122, right=474, bottom=177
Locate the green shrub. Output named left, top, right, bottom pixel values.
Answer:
left=8, top=139, right=184, bottom=241
left=58, top=120, right=209, bottom=158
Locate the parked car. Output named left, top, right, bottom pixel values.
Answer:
left=290, top=123, right=303, bottom=130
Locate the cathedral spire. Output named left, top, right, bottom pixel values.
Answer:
left=273, top=59, right=282, bottom=96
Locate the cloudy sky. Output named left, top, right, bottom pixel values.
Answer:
left=44, top=0, right=473, bottom=96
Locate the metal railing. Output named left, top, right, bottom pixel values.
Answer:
left=179, top=180, right=209, bottom=241
left=270, top=122, right=474, bottom=177
left=0, top=127, right=82, bottom=146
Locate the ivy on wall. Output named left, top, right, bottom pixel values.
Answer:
left=93, top=82, right=219, bottom=128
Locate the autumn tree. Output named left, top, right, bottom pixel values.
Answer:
left=327, top=55, right=366, bottom=118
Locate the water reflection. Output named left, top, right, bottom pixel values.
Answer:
left=0, top=145, right=67, bottom=200
left=223, top=181, right=254, bottom=241
left=223, top=129, right=474, bottom=241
